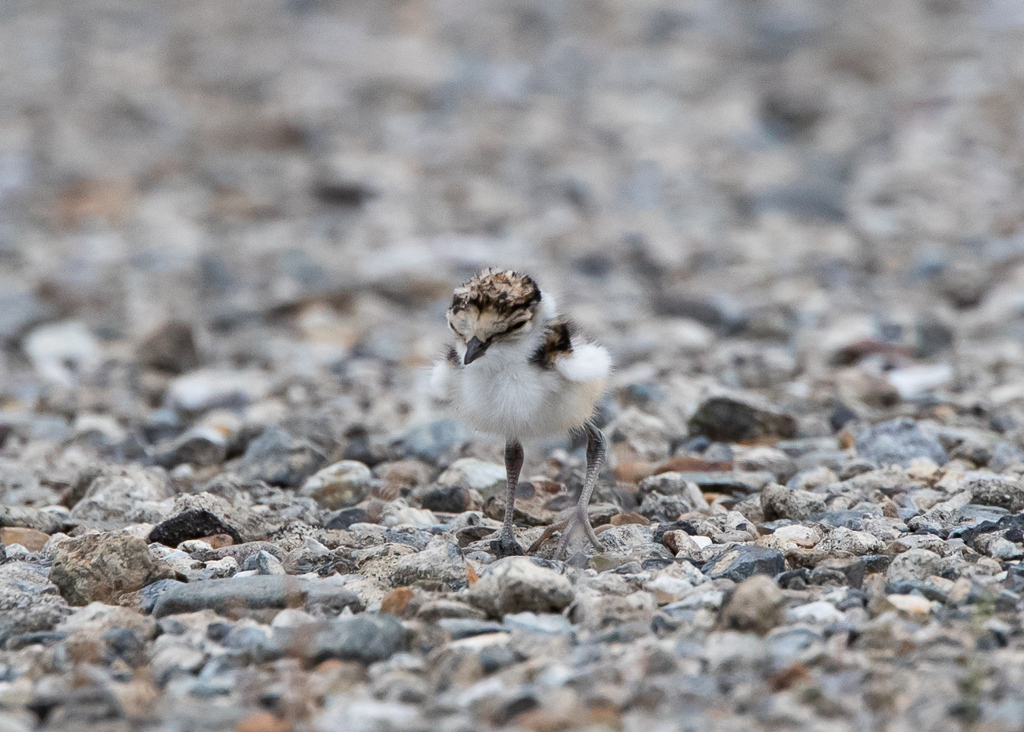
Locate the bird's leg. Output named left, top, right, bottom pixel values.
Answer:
left=557, top=423, right=606, bottom=559
left=490, top=439, right=525, bottom=558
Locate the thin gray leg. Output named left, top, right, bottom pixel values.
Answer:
left=557, top=423, right=606, bottom=558
left=490, top=439, right=525, bottom=557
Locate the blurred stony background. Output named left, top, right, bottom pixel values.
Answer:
left=5, top=1, right=1024, bottom=731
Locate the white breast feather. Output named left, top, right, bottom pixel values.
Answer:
left=556, top=342, right=611, bottom=383
left=434, top=288, right=610, bottom=439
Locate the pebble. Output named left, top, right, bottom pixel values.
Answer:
left=166, top=369, right=271, bottom=413
left=151, top=576, right=363, bottom=618
left=468, top=557, right=575, bottom=617
left=720, top=576, right=786, bottom=634
left=299, top=460, right=374, bottom=509
left=235, top=426, right=328, bottom=488
left=49, top=531, right=171, bottom=606
left=703, top=546, right=786, bottom=582
left=855, top=418, right=948, bottom=468
left=688, top=395, right=797, bottom=442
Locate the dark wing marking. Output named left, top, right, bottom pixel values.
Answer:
left=529, top=319, right=574, bottom=370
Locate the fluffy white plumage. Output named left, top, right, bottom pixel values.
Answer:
left=432, top=290, right=610, bottom=441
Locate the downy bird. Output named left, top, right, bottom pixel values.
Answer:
left=430, top=269, right=611, bottom=558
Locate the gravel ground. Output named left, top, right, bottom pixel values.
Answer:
left=4, top=1, right=1024, bottom=731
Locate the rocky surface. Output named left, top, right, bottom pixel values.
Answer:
left=4, top=1, right=1024, bottom=731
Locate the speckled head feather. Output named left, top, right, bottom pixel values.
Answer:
left=447, top=269, right=544, bottom=349
left=449, top=269, right=541, bottom=316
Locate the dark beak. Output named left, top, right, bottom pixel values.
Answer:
left=464, top=337, right=489, bottom=365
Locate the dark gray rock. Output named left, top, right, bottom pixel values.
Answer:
left=964, top=473, right=1024, bottom=512
left=295, top=614, right=406, bottom=664
left=136, top=321, right=201, bottom=374
left=148, top=509, right=243, bottom=547
left=0, top=505, right=65, bottom=535
left=437, top=618, right=506, bottom=640
left=242, top=614, right=406, bottom=665
left=688, top=395, right=796, bottom=442
left=702, top=546, right=786, bottom=581
left=390, top=419, right=467, bottom=463
left=151, top=575, right=363, bottom=618
left=420, top=486, right=470, bottom=513
left=325, top=507, right=371, bottom=530
left=0, top=562, right=73, bottom=644
left=234, top=426, right=328, bottom=488
left=151, top=427, right=228, bottom=469
left=855, top=418, right=947, bottom=467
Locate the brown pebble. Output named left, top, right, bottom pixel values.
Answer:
left=235, top=711, right=291, bottom=732
left=195, top=533, right=234, bottom=549
left=609, top=513, right=650, bottom=526
left=0, top=527, right=50, bottom=552
left=381, top=586, right=414, bottom=615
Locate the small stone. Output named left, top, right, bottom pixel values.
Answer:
left=468, top=557, right=575, bottom=617
left=392, top=537, right=468, bottom=590
left=789, top=601, right=843, bottom=623
left=816, top=527, right=885, bottom=556
left=235, top=426, right=328, bottom=488
left=702, top=546, right=786, bottom=582
left=243, top=550, right=286, bottom=575
left=989, top=441, right=1024, bottom=472
left=436, top=458, right=506, bottom=496
left=151, top=575, right=363, bottom=619
left=299, top=460, right=373, bottom=510
left=964, top=473, right=1024, bottom=512
left=637, top=472, right=710, bottom=511
left=197, top=533, right=234, bottom=549
left=886, top=549, right=943, bottom=583
left=420, top=486, right=470, bottom=513
left=292, top=614, right=406, bottom=665
left=688, top=395, right=796, bottom=442
left=381, top=587, right=414, bottom=615
left=662, top=530, right=700, bottom=557
left=69, top=466, right=174, bottom=526
left=886, top=594, right=934, bottom=617
left=148, top=509, right=242, bottom=547
left=49, top=532, right=170, bottom=606
left=152, top=427, right=227, bottom=468
left=137, top=321, right=201, bottom=374
left=0, top=563, right=73, bottom=643
left=606, top=407, right=673, bottom=462
left=166, top=368, right=270, bottom=413
left=761, top=483, right=828, bottom=521
left=855, top=418, right=947, bottom=468
left=236, top=711, right=291, bottom=732
left=325, top=508, right=371, bottom=530
left=720, top=575, right=785, bottom=634
left=769, top=525, right=822, bottom=548
left=390, top=419, right=467, bottom=463
left=0, top=527, right=50, bottom=552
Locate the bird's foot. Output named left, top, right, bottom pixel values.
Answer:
left=490, top=533, right=525, bottom=558
left=555, top=506, right=603, bottom=560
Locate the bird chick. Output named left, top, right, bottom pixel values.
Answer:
left=431, top=269, right=611, bottom=559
